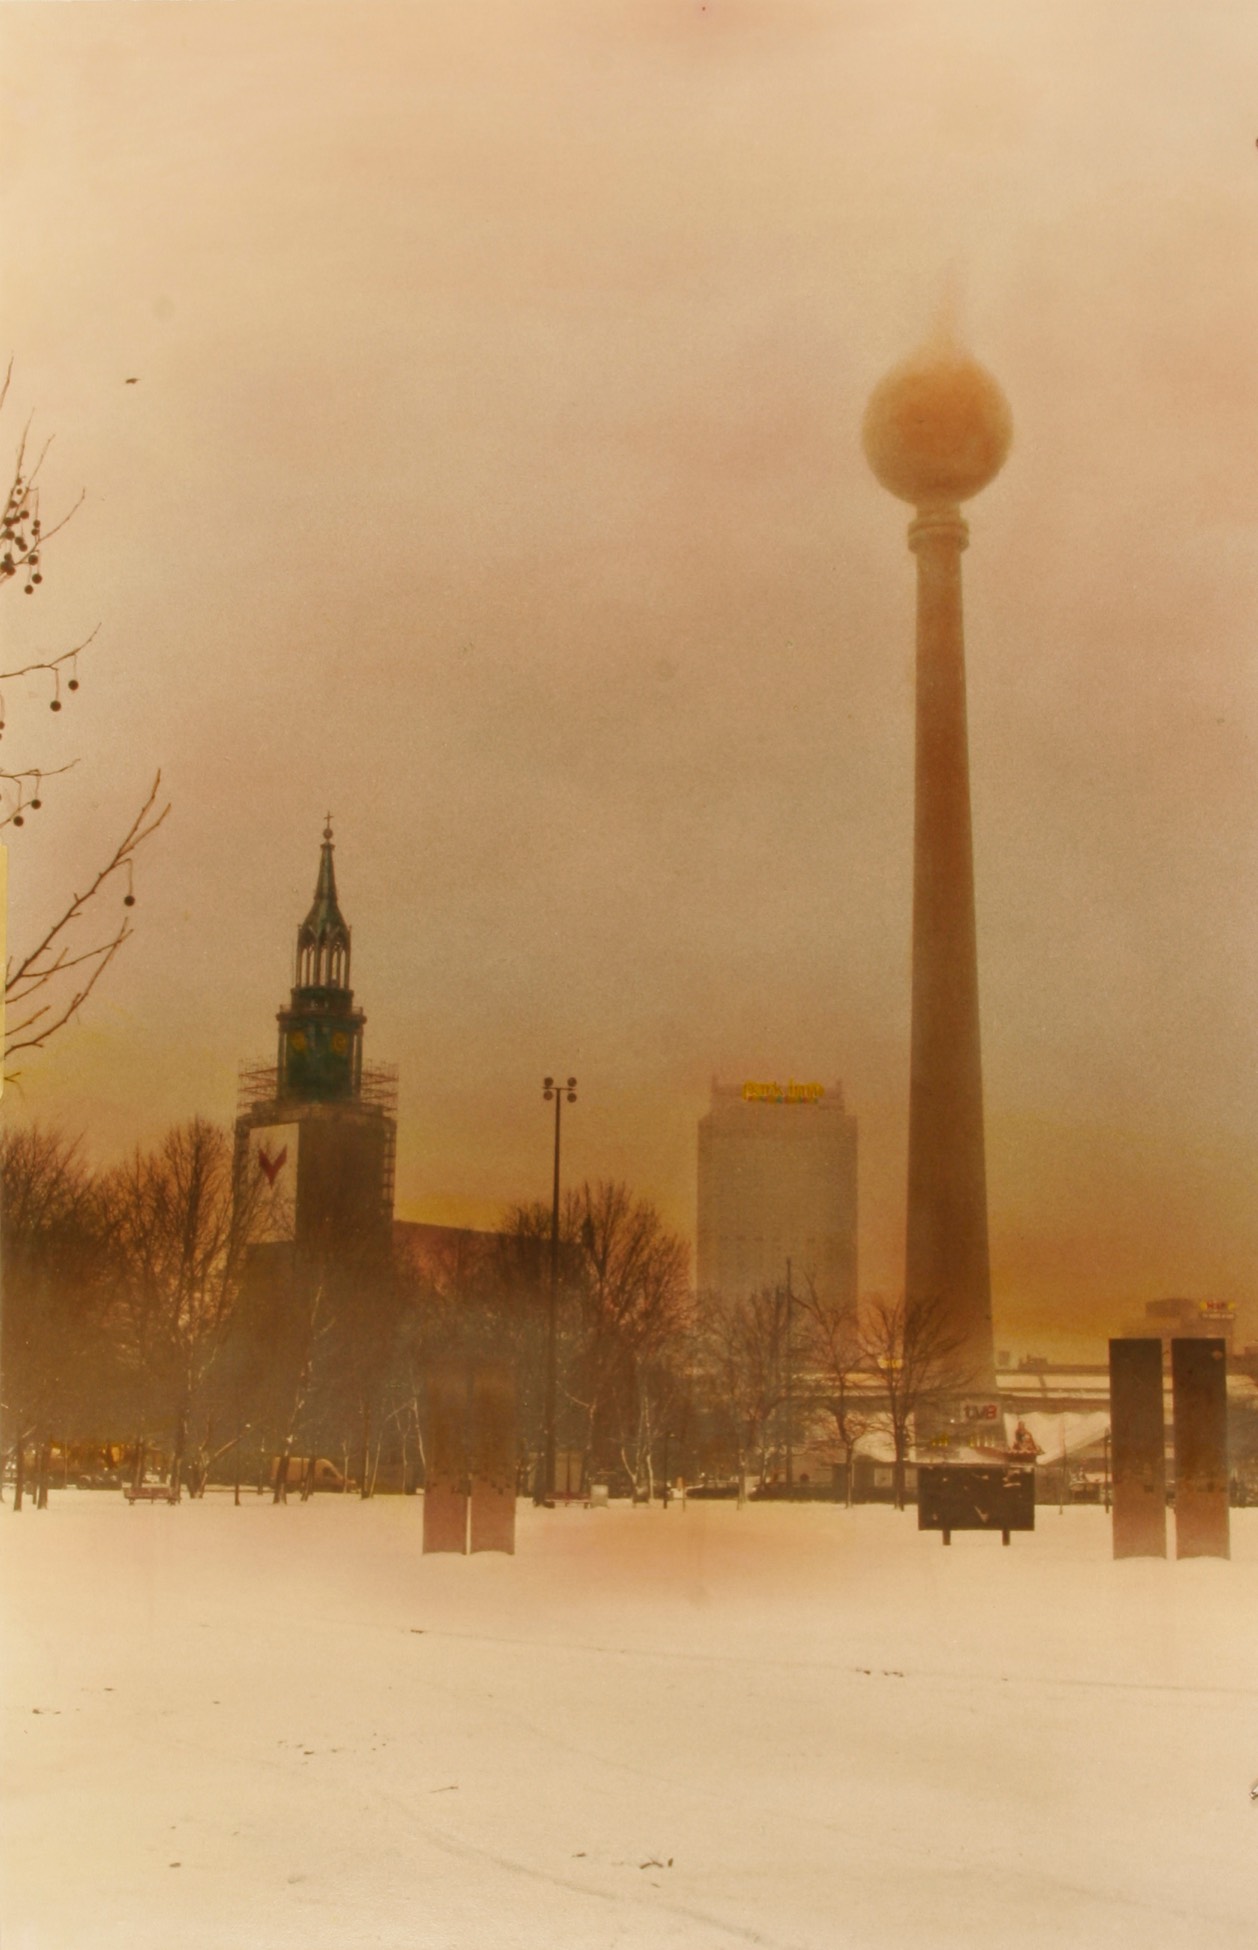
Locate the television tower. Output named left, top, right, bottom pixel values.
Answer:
left=863, top=324, right=1012, bottom=1396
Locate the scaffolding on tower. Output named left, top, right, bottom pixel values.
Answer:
left=236, top=1058, right=399, bottom=1120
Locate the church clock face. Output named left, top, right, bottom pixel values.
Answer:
left=286, top=1021, right=353, bottom=1098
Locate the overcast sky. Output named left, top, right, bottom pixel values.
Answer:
left=2, top=1, right=1255, bottom=1355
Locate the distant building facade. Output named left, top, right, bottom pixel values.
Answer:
left=696, top=1078, right=857, bottom=1305
left=1124, top=1297, right=1237, bottom=1362
left=393, top=1221, right=507, bottom=1296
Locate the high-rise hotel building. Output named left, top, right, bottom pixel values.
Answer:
left=696, top=1080, right=857, bottom=1306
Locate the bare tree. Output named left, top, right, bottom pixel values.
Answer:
left=614, top=1328, right=694, bottom=1503
left=0, top=1125, right=116, bottom=1511
left=697, top=1286, right=792, bottom=1501
left=498, top=1182, right=690, bottom=1494
left=269, top=1282, right=330, bottom=1504
left=392, top=1224, right=532, bottom=1492
left=797, top=1283, right=875, bottom=1506
left=0, top=363, right=168, bottom=1068
left=103, top=1119, right=266, bottom=1497
left=859, top=1294, right=974, bottom=1510
left=574, top=1181, right=689, bottom=1488
left=494, top=1198, right=583, bottom=1488
left=329, top=1247, right=405, bottom=1501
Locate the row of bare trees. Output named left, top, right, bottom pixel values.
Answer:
left=2, top=1116, right=973, bottom=1513
left=694, top=1284, right=971, bottom=1508
left=405, top=1200, right=970, bottom=1507
left=0, top=1121, right=266, bottom=1506
left=0, top=1117, right=419, bottom=1509
left=0, top=1121, right=698, bottom=1509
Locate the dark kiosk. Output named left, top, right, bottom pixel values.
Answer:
left=917, top=1463, right=1036, bottom=1546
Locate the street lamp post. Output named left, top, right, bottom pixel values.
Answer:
left=539, top=1074, right=577, bottom=1505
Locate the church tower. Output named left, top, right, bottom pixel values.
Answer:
left=276, top=820, right=365, bottom=1103
left=235, top=823, right=397, bottom=1264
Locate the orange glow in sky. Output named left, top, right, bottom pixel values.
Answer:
left=2, top=2, right=1255, bottom=1359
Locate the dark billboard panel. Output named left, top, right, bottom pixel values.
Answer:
left=422, top=1363, right=469, bottom=1554
left=1109, top=1339, right=1167, bottom=1559
left=469, top=1362, right=516, bottom=1555
left=1171, top=1338, right=1229, bottom=1560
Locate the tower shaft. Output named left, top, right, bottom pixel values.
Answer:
left=905, top=506, right=995, bottom=1392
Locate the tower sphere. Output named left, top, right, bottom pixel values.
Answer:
left=863, top=343, right=1012, bottom=506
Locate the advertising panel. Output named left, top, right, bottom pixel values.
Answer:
left=245, top=1121, right=299, bottom=1244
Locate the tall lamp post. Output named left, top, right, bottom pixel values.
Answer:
left=539, top=1074, right=577, bottom=1505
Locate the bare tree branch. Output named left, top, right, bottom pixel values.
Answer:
left=5, top=773, right=170, bottom=1067
left=7, top=772, right=168, bottom=991
left=0, top=761, right=78, bottom=831
left=0, top=367, right=168, bottom=1064
left=6, top=928, right=132, bottom=1061
left=0, top=623, right=101, bottom=688
left=0, top=394, right=80, bottom=594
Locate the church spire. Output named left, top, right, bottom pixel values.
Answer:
left=294, top=816, right=351, bottom=993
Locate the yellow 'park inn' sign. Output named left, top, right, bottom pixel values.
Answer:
left=742, top=1080, right=825, bottom=1105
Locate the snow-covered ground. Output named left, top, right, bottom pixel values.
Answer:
left=2, top=1493, right=1255, bottom=1949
